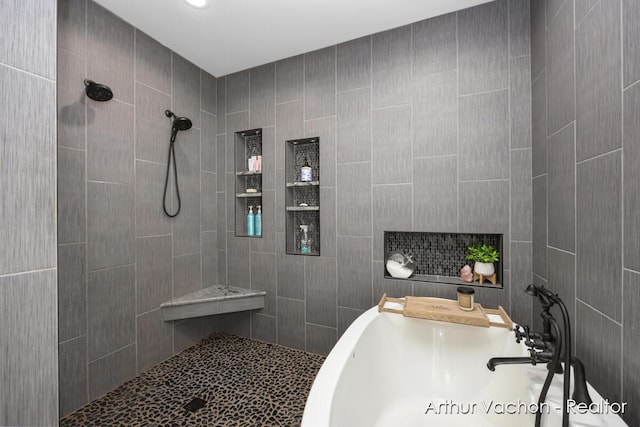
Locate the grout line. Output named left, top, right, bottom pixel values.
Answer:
left=0, top=61, right=56, bottom=83
left=412, top=153, right=457, bottom=160
left=576, top=298, right=623, bottom=327
left=620, top=0, right=626, bottom=401
left=575, top=147, right=622, bottom=165
left=0, top=267, right=57, bottom=279
left=546, top=119, right=575, bottom=140
left=58, top=334, right=87, bottom=347
left=134, top=79, right=171, bottom=98
left=458, top=87, right=509, bottom=98
left=547, top=244, right=575, bottom=256
left=624, top=267, right=640, bottom=276
left=88, top=342, right=137, bottom=365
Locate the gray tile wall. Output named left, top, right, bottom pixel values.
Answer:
left=56, top=0, right=220, bottom=417
left=215, top=0, right=532, bottom=368
left=531, top=0, right=637, bottom=423
left=0, top=0, right=58, bottom=425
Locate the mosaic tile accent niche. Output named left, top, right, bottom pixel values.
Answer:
left=384, top=231, right=503, bottom=288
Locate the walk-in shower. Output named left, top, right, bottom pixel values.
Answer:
left=163, top=109, right=193, bottom=217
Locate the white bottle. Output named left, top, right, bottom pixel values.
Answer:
left=301, top=157, right=312, bottom=182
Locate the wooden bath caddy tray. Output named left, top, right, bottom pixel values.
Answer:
left=377, top=294, right=512, bottom=329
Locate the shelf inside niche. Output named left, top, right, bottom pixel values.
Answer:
left=236, top=170, right=262, bottom=176
left=286, top=181, right=319, bottom=187
left=236, top=192, right=262, bottom=198
left=286, top=206, right=319, bottom=211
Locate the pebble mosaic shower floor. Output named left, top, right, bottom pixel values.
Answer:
left=61, top=333, right=325, bottom=427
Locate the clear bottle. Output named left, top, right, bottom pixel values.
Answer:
left=301, top=157, right=312, bottom=182
left=255, top=205, right=262, bottom=237
left=247, top=206, right=255, bottom=236
left=300, top=225, right=310, bottom=253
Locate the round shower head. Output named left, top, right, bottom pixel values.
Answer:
left=173, top=116, right=193, bottom=131
left=84, top=79, right=113, bottom=102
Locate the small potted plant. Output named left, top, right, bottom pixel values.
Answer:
left=466, top=244, right=500, bottom=276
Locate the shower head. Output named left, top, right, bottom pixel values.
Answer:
left=84, top=79, right=113, bottom=101
left=165, top=110, right=192, bottom=142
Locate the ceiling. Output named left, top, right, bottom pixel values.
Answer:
left=95, top=0, right=493, bottom=77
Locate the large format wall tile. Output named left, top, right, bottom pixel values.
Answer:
left=136, top=309, right=173, bottom=373
left=0, top=270, right=57, bottom=426
left=413, top=71, right=457, bottom=157
left=226, top=70, right=250, bottom=114
left=305, top=47, right=336, bottom=120
left=87, top=1, right=134, bottom=104
left=412, top=13, right=456, bottom=76
left=88, top=344, right=136, bottom=401
left=0, top=67, right=56, bottom=275
left=175, top=128, right=201, bottom=192
left=58, top=147, right=86, bottom=244
left=510, top=149, right=532, bottom=241
left=337, top=36, right=371, bottom=92
left=623, top=0, right=640, bottom=87
left=575, top=301, right=621, bottom=402
left=227, top=234, right=250, bottom=287
left=372, top=105, right=411, bottom=185
left=510, top=0, right=530, bottom=58
left=0, top=0, right=55, bottom=79
left=172, top=190, right=201, bottom=256
left=530, top=0, right=545, bottom=78
left=172, top=54, right=201, bottom=129
left=319, top=186, right=337, bottom=258
left=250, top=252, right=276, bottom=316
left=546, top=0, right=574, bottom=135
left=510, top=242, right=532, bottom=326
left=201, top=172, right=217, bottom=231
left=575, top=0, right=621, bottom=162
left=277, top=297, right=305, bottom=350
left=373, top=185, right=412, bottom=260
left=87, top=99, right=134, bottom=184
left=87, top=182, right=135, bottom=271
left=306, top=324, right=337, bottom=356
left=201, top=71, right=217, bottom=115
left=57, top=49, right=86, bottom=150
left=136, top=236, right=172, bottom=314
left=459, top=180, right=509, bottom=234
left=413, top=156, right=457, bottom=232
left=372, top=25, right=411, bottom=108
left=337, top=307, right=365, bottom=338
left=337, top=236, right=372, bottom=310
left=458, top=0, right=508, bottom=94
left=532, top=176, right=547, bottom=278
left=547, top=248, right=576, bottom=329
left=623, top=270, right=640, bottom=427
left=337, top=88, right=371, bottom=163
left=547, top=123, right=575, bottom=252
left=135, top=160, right=172, bottom=237
left=531, top=71, right=547, bottom=176
left=88, top=265, right=135, bottom=360
left=135, top=30, right=171, bottom=95
left=217, top=77, right=226, bottom=132
left=510, top=56, right=532, bottom=149
left=58, top=243, right=87, bottom=342
left=576, top=152, right=622, bottom=321
left=216, top=134, right=226, bottom=189
left=275, top=55, right=303, bottom=104
left=59, top=336, right=87, bottom=417
left=251, top=313, right=276, bottom=343
left=250, top=63, right=275, bottom=128
left=337, top=162, right=371, bottom=236
left=458, top=90, right=509, bottom=181
left=277, top=233, right=305, bottom=299
left=624, top=83, right=640, bottom=272
left=202, top=111, right=217, bottom=173
left=305, top=257, right=337, bottom=328
left=202, top=231, right=218, bottom=287
left=57, top=0, right=86, bottom=56
left=135, top=82, right=171, bottom=164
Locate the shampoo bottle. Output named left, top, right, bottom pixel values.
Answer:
left=300, top=225, right=310, bottom=253
left=255, top=205, right=262, bottom=237
left=301, top=157, right=312, bottom=182
left=247, top=206, right=255, bottom=236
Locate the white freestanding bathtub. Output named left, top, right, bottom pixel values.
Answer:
left=302, top=305, right=628, bottom=427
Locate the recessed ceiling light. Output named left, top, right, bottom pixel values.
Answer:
left=183, top=0, right=209, bottom=9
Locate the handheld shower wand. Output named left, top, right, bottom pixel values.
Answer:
left=163, top=110, right=192, bottom=218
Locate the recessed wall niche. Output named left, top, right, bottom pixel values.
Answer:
left=234, top=128, right=263, bottom=237
left=383, top=231, right=503, bottom=288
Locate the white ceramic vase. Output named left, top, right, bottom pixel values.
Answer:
left=474, top=262, right=495, bottom=276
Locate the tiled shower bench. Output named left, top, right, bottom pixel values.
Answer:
left=161, top=285, right=265, bottom=321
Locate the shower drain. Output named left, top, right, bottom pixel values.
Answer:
left=183, top=397, right=207, bottom=413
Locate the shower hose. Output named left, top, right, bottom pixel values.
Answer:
left=163, top=139, right=181, bottom=217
